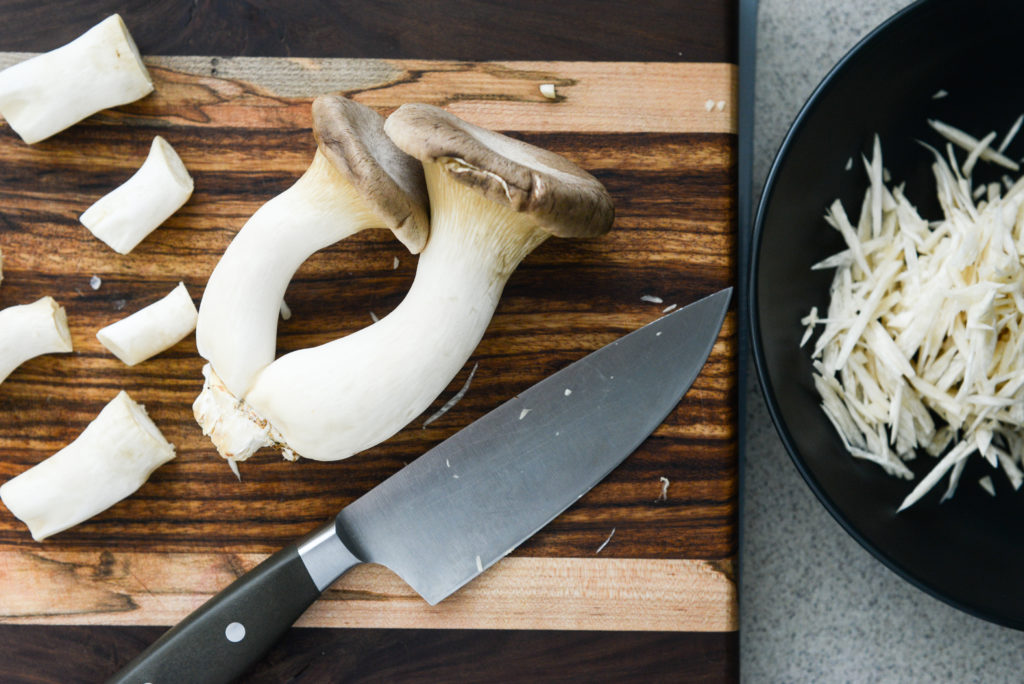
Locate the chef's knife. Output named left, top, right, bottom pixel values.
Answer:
left=109, top=287, right=731, bottom=684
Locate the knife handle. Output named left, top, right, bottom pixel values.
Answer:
left=108, top=521, right=360, bottom=684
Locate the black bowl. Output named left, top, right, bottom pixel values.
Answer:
left=751, top=0, right=1024, bottom=629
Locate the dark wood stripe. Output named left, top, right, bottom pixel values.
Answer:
left=0, top=625, right=739, bottom=683
left=0, top=1, right=737, bottom=63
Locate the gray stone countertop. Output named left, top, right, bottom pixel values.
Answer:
left=742, top=0, right=1024, bottom=680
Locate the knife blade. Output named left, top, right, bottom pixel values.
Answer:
left=109, top=287, right=731, bottom=684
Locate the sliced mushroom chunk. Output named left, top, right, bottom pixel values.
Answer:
left=97, top=282, right=198, bottom=366
left=0, top=15, right=153, bottom=144
left=0, top=297, right=73, bottom=386
left=80, top=136, right=194, bottom=255
left=217, top=104, right=614, bottom=463
left=0, top=390, right=175, bottom=541
left=195, top=95, right=429, bottom=400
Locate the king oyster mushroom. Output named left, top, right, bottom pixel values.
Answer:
left=194, top=95, right=430, bottom=403
left=202, top=103, right=614, bottom=463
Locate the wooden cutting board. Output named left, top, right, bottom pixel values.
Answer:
left=0, top=2, right=738, bottom=681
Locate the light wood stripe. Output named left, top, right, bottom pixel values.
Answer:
left=0, top=550, right=736, bottom=632
left=0, top=55, right=737, bottom=134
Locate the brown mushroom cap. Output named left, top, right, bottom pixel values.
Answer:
left=382, top=103, right=614, bottom=239
left=312, top=95, right=430, bottom=253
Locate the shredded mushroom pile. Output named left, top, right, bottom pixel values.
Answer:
left=803, top=117, right=1024, bottom=510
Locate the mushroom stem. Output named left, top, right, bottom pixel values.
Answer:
left=97, top=282, right=198, bottom=366
left=0, top=15, right=153, bottom=144
left=0, top=390, right=175, bottom=541
left=196, top=149, right=382, bottom=397
left=80, top=136, right=194, bottom=254
left=0, top=297, right=73, bottom=385
left=240, top=163, right=549, bottom=461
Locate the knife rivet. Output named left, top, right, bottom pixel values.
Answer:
left=225, top=621, right=246, bottom=643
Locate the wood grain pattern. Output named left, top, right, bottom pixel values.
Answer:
left=0, top=53, right=737, bottom=680
left=0, top=55, right=737, bottom=133
left=1, top=550, right=736, bottom=631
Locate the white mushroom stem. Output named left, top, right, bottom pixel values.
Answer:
left=96, top=282, right=197, bottom=366
left=80, top=136, right=194, bottom=254
left=196, top=148, right=382, bottom=397
left=0, top=15, right=153, bottom=144
left=211, top=161, right=549, bottom=462
left=0, top=391, right=175, bottom=541
left=0, top=297, right=73, bottom=385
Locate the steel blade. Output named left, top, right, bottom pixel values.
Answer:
left=336, top=288, right=731, bottom=604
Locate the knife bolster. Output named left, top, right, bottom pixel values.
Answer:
left=297, top=518, right=362, bottom=591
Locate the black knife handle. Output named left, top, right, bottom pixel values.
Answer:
left=108, top=521, right=360, bottom=684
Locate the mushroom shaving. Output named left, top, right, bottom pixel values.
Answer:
left=804, top=121, right=1024, bottom=510
left=422, top=362, right=478, bottom=428
left=0, top=15, right=153, bottom=144
left=196, top=103, right=614, bottom=463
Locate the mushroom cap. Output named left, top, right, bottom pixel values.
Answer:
left=383, top=104, right=614, bottom=239
left=312, top=95, right=430, bottom=253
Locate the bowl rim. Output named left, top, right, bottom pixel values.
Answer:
left=747, top=0, right=1022, bottom=630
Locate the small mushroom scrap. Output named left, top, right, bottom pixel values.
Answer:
left=195, top=95, right=430, bottom=400
left=200, top=103, right=614, bottom=463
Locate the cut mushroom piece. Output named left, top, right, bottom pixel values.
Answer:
left=0, top=15, right=153, bottom=144
left=195, top=95, right=430, bottom=398
left=0, top=297, right=73, bottom=385
left=80, top=136, right=194, bottom=254
left=214, top=104, right=614, bottom=462
left=96, top=282, right=198, bottom=366
left=0, top=391, right=175, bottom=541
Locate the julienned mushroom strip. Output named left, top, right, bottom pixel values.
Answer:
left=0, top=296, right=73, bottom=385
left=803, top=123, right=1024, bottom=510
left=195, top=95, right=429, bottom=398
left=0, top=391, right=175, bottom=541
left=80, top=136, right=194, bottom=255
left=96, top=282, right=198, bottom=366
left=0, top=14, right=153, bottom=144
left=195, top=103, right=614, bottom=463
